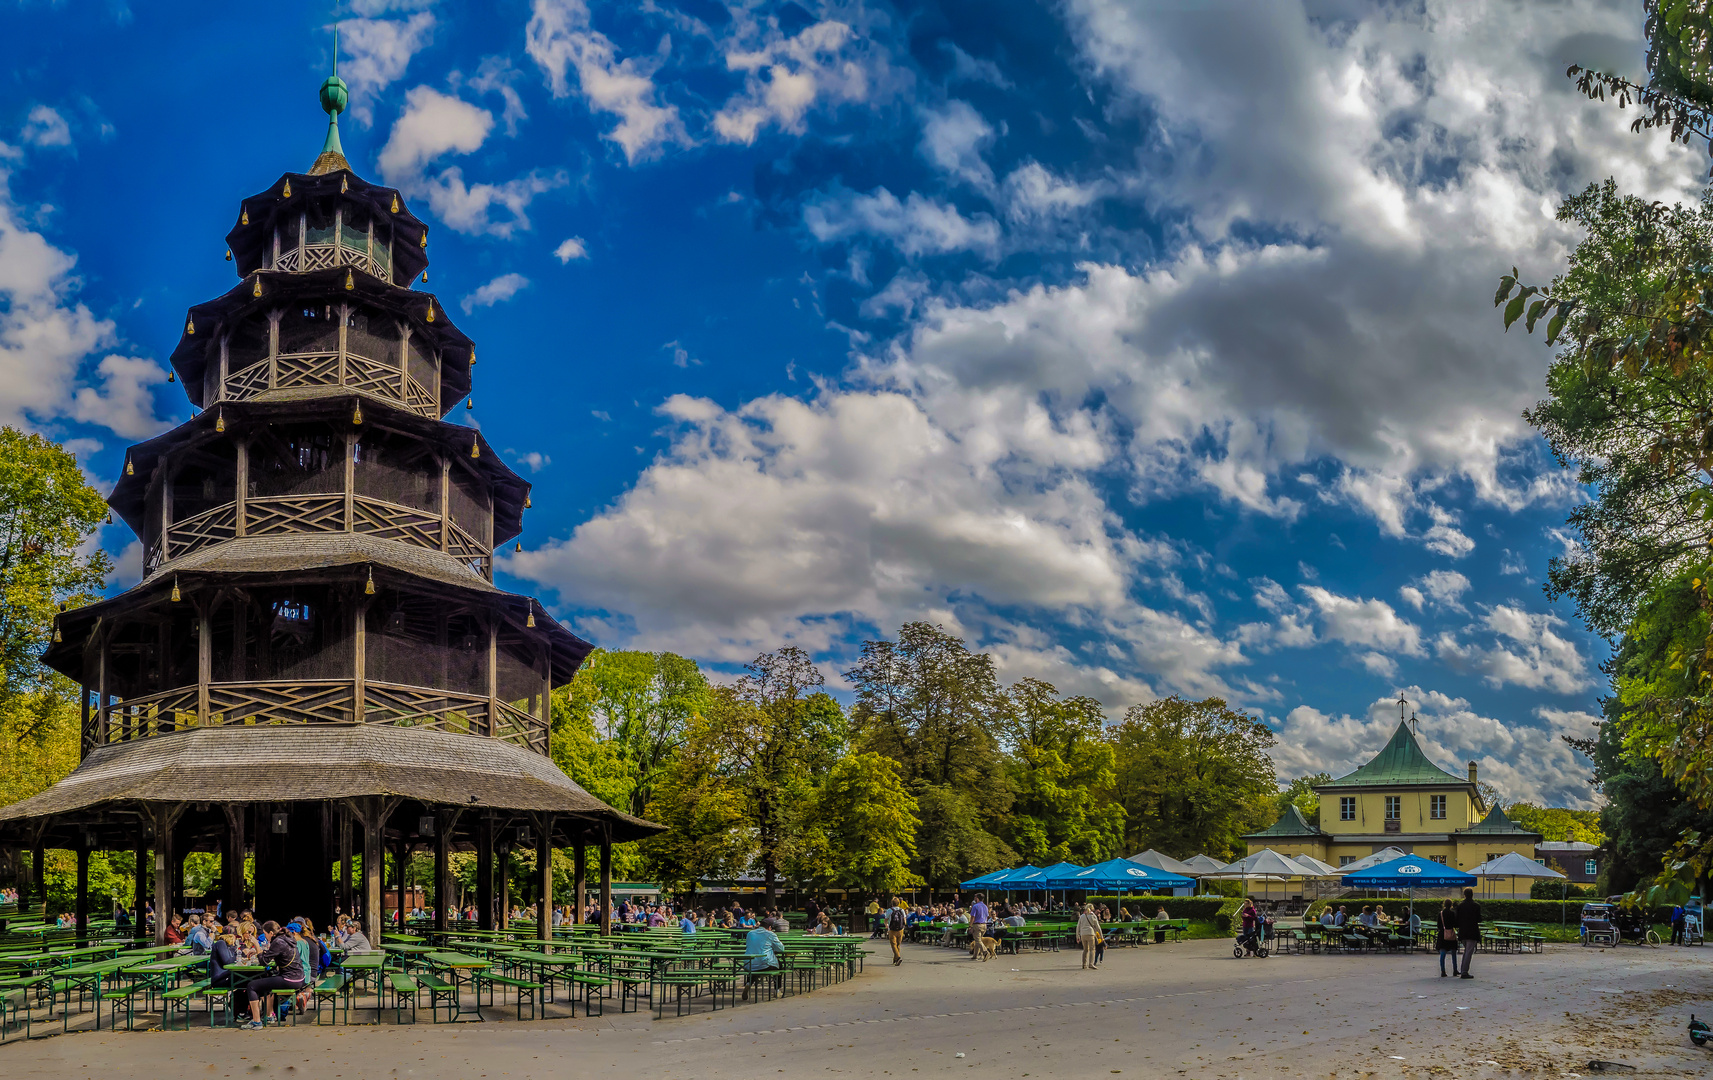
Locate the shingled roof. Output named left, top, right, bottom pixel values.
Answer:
left=1457, top=804, right=1542, bottom=839
left=0, top=724, right=661, bottom=844
left=1315, top=721, right=1471, bottom=789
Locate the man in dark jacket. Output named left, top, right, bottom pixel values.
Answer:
left=1455, top=888, right=1482, bottom=979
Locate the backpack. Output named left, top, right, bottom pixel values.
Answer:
left=888, top=908, right=906, bottom=932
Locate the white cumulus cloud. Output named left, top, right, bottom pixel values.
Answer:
left=461, top=272, right=530, bottom=313
left=525, top=0, right=686, bottom=163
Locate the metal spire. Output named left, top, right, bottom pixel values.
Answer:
left=318, top=21, right=349, bottom=159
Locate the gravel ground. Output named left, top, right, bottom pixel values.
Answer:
left=3, top=935, right=1711, bottom=1079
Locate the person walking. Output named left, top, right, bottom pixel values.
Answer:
left=1076, top=904, right=1102, bottom=969
left=1671, top=904, right=1687, bottom=946
left=1455, top=887, right=1482, bottom=979
left=886, top=897, right=907, bottom=966
left=1435, top=898, right=1460, bottom=977
left=968, top=894, right=990, bottom=961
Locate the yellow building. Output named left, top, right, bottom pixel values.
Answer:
left=1245, top=720, right=1539, bottom=871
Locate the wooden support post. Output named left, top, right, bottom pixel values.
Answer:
left=75, top=842, right=91, bottom=939
left=353, top=597, right=369, bottom=725
left=150, top=804, right=186, bottom=946
left=573, top=842, right=586, bottom=924
left=433, top=813, right=449, bottom=933
left=79, top=681, right=92, bottom=758
left=30, top=842, right=43, bottom=912
left=394, top=837, right=409, bottom=931
left=234, top=440, right=248, bottom=538
left=338, top=805, right=353, bottom=917
left=439, top=457, right=450, bottom=552
left=599, top=830, right=613, bottom=936
left=498, top=841, right=510, bottom=930
left=486, top=620, right=497, bottom=739
left=476, top=816, right=494, bottom=932
left=343, top=428, right=355, bottom=533
left=535, top=815, right=553, bottom=932
left=222, top=805, right=246, bottom=914
left=97, top=633, right=109, bottom=742
left=343, top=797, right=395, bottom=935
left=197, top=602, right=211, bottom=726
left=132, top=838, right=148, bottom=931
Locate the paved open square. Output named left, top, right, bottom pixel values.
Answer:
left=4, top=938, right=1711, bottom=1080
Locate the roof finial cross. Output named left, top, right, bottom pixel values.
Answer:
left=1397, top=694, right=1408, bottom=722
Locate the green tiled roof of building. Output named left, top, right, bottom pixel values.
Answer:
left=1457, top=804, right=1542, bottom=837
left=1242, top=804, right=1325, bottom=839
left=1315, top=721, right=1469, bottom=789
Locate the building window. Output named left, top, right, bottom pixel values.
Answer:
left=1585, top=860, right=1598, bottom=876
left=1429, top=855, right=1447, bottom=864
left=1340, top=797, right=1356, bottom=821
left=1430, top=794, right=1446, bottom=819
left=1385, top=796, right=1401, bottom=820
left=1338, top=856, right=1355, bottom=866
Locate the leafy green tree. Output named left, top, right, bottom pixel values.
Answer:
left=846, top=623, right=1010, bottom=815
left=552, top=649, right=709, bottom=819
left=1275, top=773, right=1330, bottom=824
left=1108, top=696, right=1277, bottom=859
left=912, top=784, right=1014, bottom=892
left=1504, top=803, right=1604, bottom=846
left=995, top=678, right=1124, bottom=864
left=808, top=752, right=919, bottom=896
left=636, top=726, right=751, bottom=896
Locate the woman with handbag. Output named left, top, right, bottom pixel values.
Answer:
left=1076, top=904, right=1102, bottom=970
left=1435, top=898, right=1460, bottom=977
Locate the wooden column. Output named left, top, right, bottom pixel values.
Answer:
left=337, top=296, right=350, bottom=389
left=338, top=805, right=353, bottom=917
left=222, top=805, right=247, bottom=913
left=234, top=440, right=248, bottom=538
left=196, top=602, right=211, bottom=726
left=150, top=804, right=186, bottom=946
left=476, top=816, right=494, bottom=932
left=344, top=797, right=393, bottom=937
left=75, top=843, right=91, bottom=939
left=486, top=621, right=497, bottom=739
left=30, top=843, right=44, bottom=912
left=96, top=632, right=109, bottom=742
left=343, top=429, right=356, bottom=533
left=599, top=829, right=613, bottom=936
left=80, top=681, right=92, bottom=759
left=572, top=842, right=586, bottom=924
left=438, top=457, right=450, bottom=552
left=433, top=813, right=449, bottom=932
left=353, top=597, right=369, bottom=725
left=498, top=842, right=510, bottom=930
left=535, top=816, right=553, bottom=932
left=132, top=837, right=148, bottom=932
left=394, top=837, right=409, bottom=931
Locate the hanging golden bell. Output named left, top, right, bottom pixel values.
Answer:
left=282, top=179, right=292, bottom=198
left=125, top=457, right=134, bottom=476
left=54, top=624, right=62, bottom=643
left=515, top=542, right=522, bottom=553
left=225, top=249, right=233, bottom=262
left=526, top=603, right=535, bottom=628
left=341, top=175, right=349, bottom=194
left=470, top=350, right=476, bottom=366
left=241, top=207, right=249, bottom=225
left=466, top=398, right=473, bottom=411
left=105, top=513, right=113, bottom=525
left=421, top=270, right=428, bottom=283
left=167, top=371, right=176, bottom=383
left=353, top=401, right=363, bottom=425
left=524, top=494, right=531, bottom=509
left=426, top=301, right=435, bottom=323
left=391, top=193, right=400, bottom=213
left=345, top=268, right=355, bottom=290
left=215, top=409, right=225, bottom=433
left=185, top=316, right=194, bottom=335
left=365, top=566, right=375, bottom=595
left=419, top=229, right=428, bottom=248
left=170, top=577, right=181, bottom=603
left=470, top=436, right=480, bottom=459
left=252, top=276, right=263, bottom=298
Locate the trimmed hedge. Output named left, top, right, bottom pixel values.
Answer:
left=1081, top=895, right=1238, bottom=922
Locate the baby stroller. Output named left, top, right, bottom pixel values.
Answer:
left=1233, top=923, right=1270, bottom=959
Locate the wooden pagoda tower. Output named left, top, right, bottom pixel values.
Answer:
left=0, top=71, right=657, bottom=941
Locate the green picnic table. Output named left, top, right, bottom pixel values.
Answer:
left=425, top=952, right=490, bottom=1022
left=109, top=955, right=207, bottom=1029
left=116, top=944, right=182, bottom=960
left=56, top=958, right=129, bottom=1031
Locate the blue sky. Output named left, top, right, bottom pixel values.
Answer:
left=2, top=0, right=1697, bottom=807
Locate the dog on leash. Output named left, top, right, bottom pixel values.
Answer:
left=967, top=932, right=997, bottom=961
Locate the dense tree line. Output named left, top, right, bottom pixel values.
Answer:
left=556, top=622, right=1282, bottom=898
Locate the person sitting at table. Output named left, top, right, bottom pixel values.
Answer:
left=738, top=911, right=757, bottom=928
left=164, top=912, right=186, bottom=945
left=209, top=927, right=242, bottom=1013
left=1319, top=908, right=1335, bottom=926
left=740, top=919, right=787, bottom=1001
left=679, top=911, right=697, bottom=935
left=938, top=907, right=969, bottom=946
left=810, top=912, right=837, bottom=936
left=342, top=919, right=374, bottom=954
left=1332, top=906, right=1348, bottom=927
left=186, top=912, right=215, bottom=955
left=240, top=921, right=307, bottom=1029
left=1356, top=906, right=1377, bottom=929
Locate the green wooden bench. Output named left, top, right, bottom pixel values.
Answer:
left=477, top=972, right=543, bottom=1021
left=560, top=969, right=609, bottom=1017
left=1, top=987, right=30, bottom=1043
left=653, top=970, right=720, bottom=1019
left=415, top=972, right=459, bottom=1024
left=311, top=973, right=348, bottom=1026
left=162, top=979, right=212, bottom=1030
left=387, top=972, right=418, bottom=1025
left=101, top=974, right=167, bottom=1031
